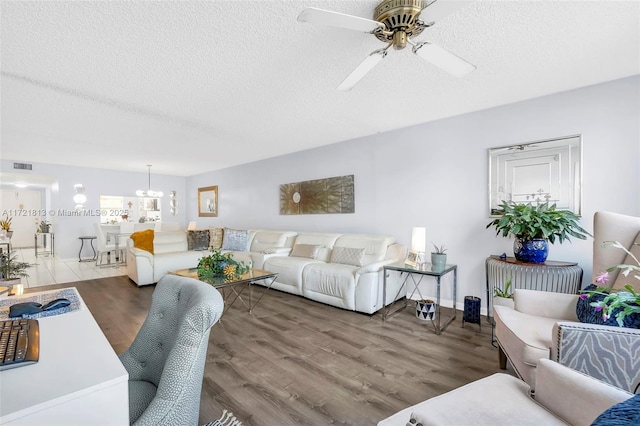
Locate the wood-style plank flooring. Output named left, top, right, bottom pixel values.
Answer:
left=31, top=276, right=514, bottom=425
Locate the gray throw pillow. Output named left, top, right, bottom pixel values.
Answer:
left=222, top=228, right=248, bottom=251
left=187, top=230, right=210, bottom=251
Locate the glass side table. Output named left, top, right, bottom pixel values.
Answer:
left=34, top=233, right=54, bottom=258
left=382, top=262, right=458, bottom=335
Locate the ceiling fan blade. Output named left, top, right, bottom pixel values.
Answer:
left=421, top=0, right=474, bottom=23
left=413, top=41, right=476, bottom=77
left=337, top=48, right=388, bottom=91
left=298, top=7, right=385, bottom=33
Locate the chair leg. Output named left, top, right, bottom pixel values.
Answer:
left=498, top=345, right=507, bottom=370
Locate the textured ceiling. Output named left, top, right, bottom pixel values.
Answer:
left=1, top=0, right=639, bottom=177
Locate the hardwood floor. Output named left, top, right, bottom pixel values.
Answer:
left=30, top=276, right=513, bottom=425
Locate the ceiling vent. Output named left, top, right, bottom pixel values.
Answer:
left=13, top=162, right=33, bottom=170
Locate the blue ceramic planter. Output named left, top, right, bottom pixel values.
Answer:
left=513, top=238, right=548, bottom=264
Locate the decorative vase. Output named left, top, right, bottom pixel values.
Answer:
left=462, top=296, right=481, bottom=328
left=431, top=253, right=447, bottom=271
left=5, top=231, right=13, bottom=240
left=513, top=238, right=548, bottom=264
left=415, top=299, right=437, bottom=321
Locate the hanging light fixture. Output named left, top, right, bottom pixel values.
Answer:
left=136, top=165, right=163, bottom=198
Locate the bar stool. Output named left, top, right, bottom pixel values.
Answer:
left=78, top=236, right=97, bottom=262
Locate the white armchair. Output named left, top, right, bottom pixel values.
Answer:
left=494, top=211, right=640, bottom=392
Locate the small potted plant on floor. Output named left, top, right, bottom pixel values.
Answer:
left=486, top=201, right=591, bottom=263
left=431, top=244, right=447, bottom=271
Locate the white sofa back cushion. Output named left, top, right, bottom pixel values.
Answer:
left=250, top=231, right=297, bottom=253
left=153, top=231, right=189, bottom=254
left=294, top=233, right=342, bottom=262
left=333, top=234, right=396, bottom=264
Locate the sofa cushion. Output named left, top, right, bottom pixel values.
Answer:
left=152, top=231, right=189, bottom=254
left=333, top=234, right=395, bottom=265
left=209, top=227, right=224, bottom=249
left=291, top=244, right=320, bottom=259
left=222, top=228, right=248, bottom=251
left=187, top=230, right=210, bottom=251
left=330, top=246, right=364, bottom=266
left=263, top=256, right=324, bottom=293
left=249, top=231, right=294, bottom=253
left=130, top=229, right=154, bottom=254
left=302, top=263, right=358, bottom=310
left=293, top=233, right=342, bottom=262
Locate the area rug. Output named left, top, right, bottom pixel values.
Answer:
left=203, top=409, right=243, bottom=426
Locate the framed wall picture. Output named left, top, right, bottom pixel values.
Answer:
left=198, top=186, right=218, bottom=217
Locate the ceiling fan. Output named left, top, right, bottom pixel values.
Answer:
left=298, top=0, right=476, bottom=91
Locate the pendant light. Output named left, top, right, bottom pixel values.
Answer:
left=136, top=165, right=163, bottom=197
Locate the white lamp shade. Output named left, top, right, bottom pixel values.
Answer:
left=411, top=227, right=426, bottom=253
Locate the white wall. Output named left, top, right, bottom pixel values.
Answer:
left=186, top=76, right=640, bottom=309
left=0, top=161, right=188, bottom=259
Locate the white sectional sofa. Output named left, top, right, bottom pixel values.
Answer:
left=262, top=232, right=405, bottom=314
left=126, top=231, right=206, bottom=286
left=126, top=227, right=405, bottom=315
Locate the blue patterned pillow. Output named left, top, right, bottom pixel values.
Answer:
left=591, top=394, right=640, bottom=425
left=577, top=284, right=640, bottom=329
left=221, top=228, right=248, bottom=252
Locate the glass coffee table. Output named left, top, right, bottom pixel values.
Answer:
left=171, top=268, right=278, bottom=315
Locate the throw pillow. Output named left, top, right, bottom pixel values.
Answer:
left=290, top=244, right=320, bottom=259
left=592, top=394, right=640, bottom=425
left=577, top=284, right=640, bottom=328
left=221, top=228, right=248, bottom=252
left=187, top=230, right=210, bottom=251
left=330, top=246, right=365, bottom=267
left=209, top=227, right=224, bottom=249
left=130, top=229, right=154, bottom=254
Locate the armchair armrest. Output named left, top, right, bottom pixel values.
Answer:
left=552, top=321, right=640, bottom=393
left=513, top=289, right=579, bottom=320
left=535, top=358, right=632, bottom=425
left=357, top=259, right=396, bottom=275
left=128, top=247, right=154, bottom=263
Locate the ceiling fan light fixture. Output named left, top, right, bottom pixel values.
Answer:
left=412, top=41, right=476, bottom=77
left=337, top=48, right=388, bottom=91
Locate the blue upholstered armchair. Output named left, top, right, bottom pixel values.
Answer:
left=119, top=274, right=224, bottom=425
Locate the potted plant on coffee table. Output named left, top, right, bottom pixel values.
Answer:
left=486, top=201, right=591, bottom=264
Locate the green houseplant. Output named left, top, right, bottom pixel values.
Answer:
left=580, top=241, right=640, bottom=328
left=197, top=249, right=250, bottom=281
left=486, top=201, right=591, bottom=263
left=0, top=252, right=33, bottom=282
